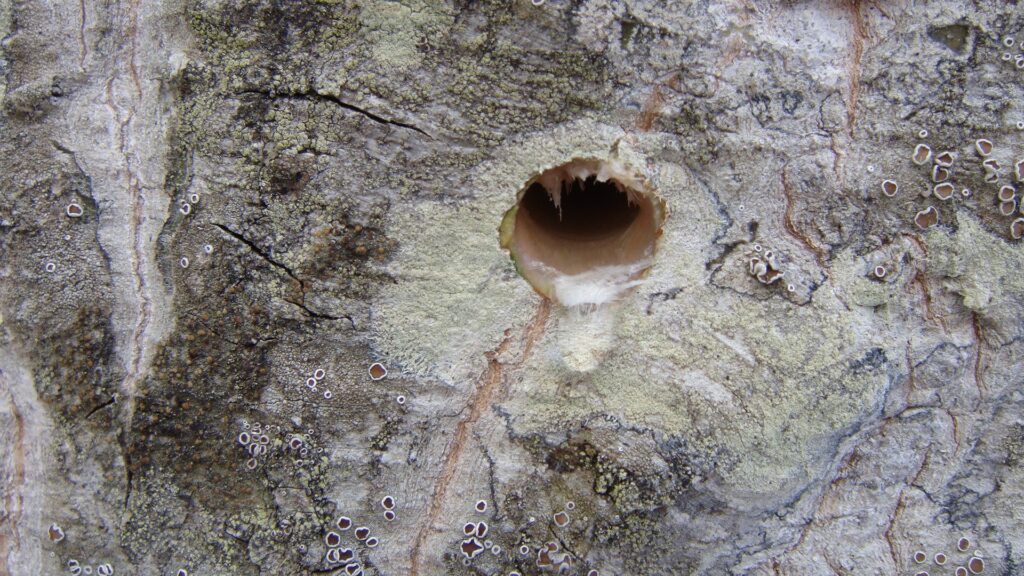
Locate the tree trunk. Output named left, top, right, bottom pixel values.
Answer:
left=2, top=1, right=1022, bottom=574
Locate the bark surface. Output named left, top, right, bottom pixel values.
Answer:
left=2, top=1, right=1023, bottom=575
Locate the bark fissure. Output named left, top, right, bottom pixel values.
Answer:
left=213, top=223, right=350, bottom=322
left=213, top=223, right=302, bottom=284
left=236, top=89, right=433, bottom=139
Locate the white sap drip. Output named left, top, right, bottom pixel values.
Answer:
left=546, top=259, right=653, bottom=307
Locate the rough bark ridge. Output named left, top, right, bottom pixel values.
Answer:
left=2, top=1, right=1024, bottom=575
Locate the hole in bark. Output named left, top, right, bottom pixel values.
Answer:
left=500, top=159, right=666, bottom=306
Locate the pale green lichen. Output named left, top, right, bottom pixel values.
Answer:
left=370, top=119, right=630, bottom=384
left=833, top=249, right=898, bottom=308
left=370, top=198, right=539, bottom=385
left=926, top=214, right=1024, bottom=312
left=357, top=0, right=454, bottom=71
left=371, top=119, right=892, bottom=507
left=925, top=213, right=1024, bottom=343
left=505, top=284, right=888, bottom=507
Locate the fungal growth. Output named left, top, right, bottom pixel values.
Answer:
left=1012, top=218, right=1024, bottom=240
left=500, top=158, right=667, bottom=306
left=461, top=538, right=484, bottom=559
left=915, top=206, right=939, bottom=229
left=934, top=151, right=956, bottom=167
left=913, top=144, right=932, bottom=165
left=48, top=523, right=65, bottom=542
left=748, top=248, right=784, bottom=285
left=934, top=182, right=955, bottom=200
left=998, top=185, right=1016, bottom=202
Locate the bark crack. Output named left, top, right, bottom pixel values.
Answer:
left=237, top=89, right=433, bottom=139
left=81, top=396, right=117, bottom=424
left=971, top=313, right=987, bottom=402
left=213, top=223, right=301, bottom=284
left=98, top=3, right=151, bottom=518
left=78, top=0, right=88, bottom=70
left=780, top=168, right=829, bottom=270
left=780, top=167, right=850, bottom=311
left=212, top=223, right=350, bottom=322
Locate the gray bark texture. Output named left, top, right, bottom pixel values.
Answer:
left=2, top=0, right=1024, bottom=575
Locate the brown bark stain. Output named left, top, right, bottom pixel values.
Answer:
left=766, top=407, right=938, bottom=575
left=844, top=0, right=867, bottom=138
left=911, top=270, right=939, bottom=326
left=781, top=168, right=850, bottom=311
left=716, top=0, right=754, bottom=72
left=884, top=451, right=928, bottom=573
left=765, top=444, right=861, bottom=571
left=636, top=73, right=679, bottom=132
left=971, top=313, right=987, bottom=400
left=78, top=0, right=88, bottom=71
left=410, top=300, right=551, bottom=575
left=904, top=341, right=916, bottom=392
left=827, top=132, right=846, bottom=186
left=900, top=233, right=930, bottom=260
left=824, top=554, right=846, bottom=576
left=946, top=409, right=962, bottom=457
left=882, top=488, right=907, bottom=570
left=126, top=0, right=142, bottom=97
left=899, top=234, right=947, bottom=331
left=780, top=169, right=828, bottom=271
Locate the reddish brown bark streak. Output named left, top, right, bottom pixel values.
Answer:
left=781, top=170, right=832, bottom=279
left=845, top=0, right=866, bottom=137
left=971, top=313, right=987, bottom=400
left=636, top=73, right=680, bottom=132
left=410, top=300, right=550, bottom=575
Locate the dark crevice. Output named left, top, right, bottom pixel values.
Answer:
left=520, top=178, right=640, bottom=240
left=282, top=296, right=349, bottom=323
left=704, top=239, right=745, bottom=272
left=122, top=428, right=133, bottom=511
left=213, top=223, right=302, bottom=283
left=212, top=223, right=352, bottom=323
left=646, top=287, right=684, bottom=315
left=236, top=88, right=433, bottom=139
left=82, top=396, right=116, bottom=422
left=479, top=442, right=500, bottom=520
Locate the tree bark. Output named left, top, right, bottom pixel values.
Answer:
left=2, top=1, right=1023, bottom=575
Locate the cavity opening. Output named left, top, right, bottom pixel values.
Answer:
left=500, top=158, right=665, bottom=306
